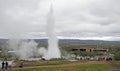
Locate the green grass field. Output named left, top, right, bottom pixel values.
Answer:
left=11, top=64, right=112, bottom=71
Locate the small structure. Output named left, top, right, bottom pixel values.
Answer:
left=86, top=48, right=94, bottom=52
left=72, top=48, right=108, bottom=52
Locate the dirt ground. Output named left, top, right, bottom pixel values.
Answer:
left=9, top=61, right=111, bottom=70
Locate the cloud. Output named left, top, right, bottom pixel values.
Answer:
left=0, top=0, right=120, bottom=40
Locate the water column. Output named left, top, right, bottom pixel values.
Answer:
left=45, top=5, right=61, bottom=60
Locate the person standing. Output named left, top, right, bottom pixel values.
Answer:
left=5, top=61, right=8, bottom=70
left=1, top=61, right=5, bottom=70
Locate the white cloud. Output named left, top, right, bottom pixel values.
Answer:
left=0, top=0, right=120, bottom=40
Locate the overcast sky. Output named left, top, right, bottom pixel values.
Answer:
left=0, top=0, right=120, bottom=40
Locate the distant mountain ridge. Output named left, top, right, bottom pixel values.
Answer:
left=34, top=39, right=120, bottom=44
left=0, top=39, right=120, bottom=45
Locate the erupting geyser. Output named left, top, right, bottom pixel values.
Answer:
left=45, top=5, right=61, bottom=60
left=5, top=4, right=61, bottom=60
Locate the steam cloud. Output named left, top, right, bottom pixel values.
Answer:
left=7, top=39, right=47, bottom=60
left=6, top=5, right=61, bottom=60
